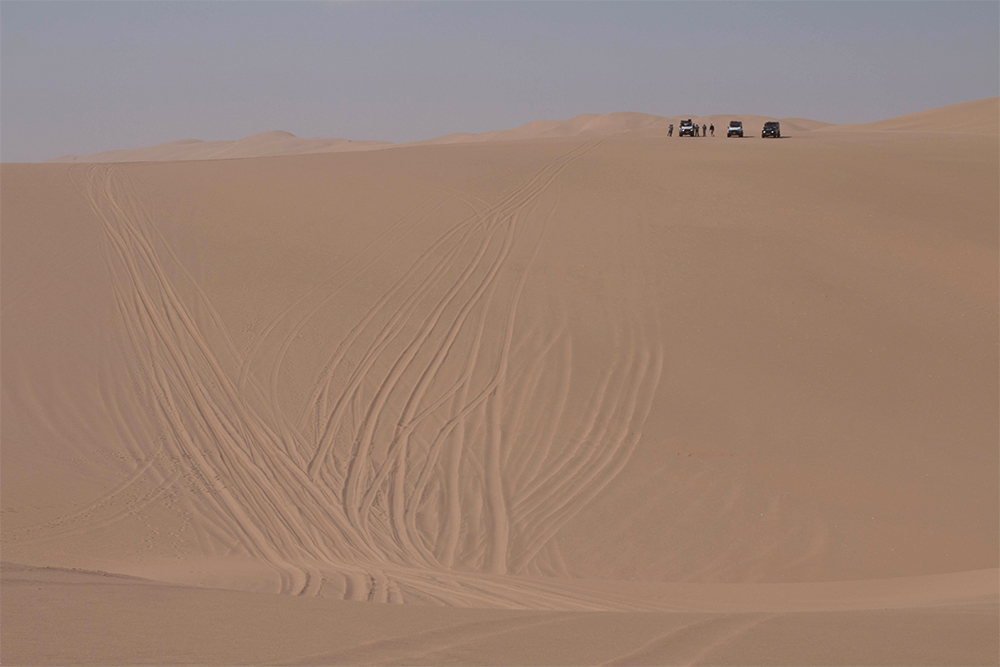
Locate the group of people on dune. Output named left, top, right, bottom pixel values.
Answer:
left=667, top=123, right=714, bottom=137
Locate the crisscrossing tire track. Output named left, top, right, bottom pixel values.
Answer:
left=34, top=142, right=665, bottom=609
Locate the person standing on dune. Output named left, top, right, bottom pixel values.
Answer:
left=668, top=124, right=673, bottom=137
left=703, top=123, right=708, bottom=137
left=710, top=123, right=715, bottom=137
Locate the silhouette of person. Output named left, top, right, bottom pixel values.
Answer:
left=702, top=124, right=707, bottom=137
left=694, top=124, right=699, bottom=137
left=668, top=124, right=673, bottom=137
left=710, top=123, right=715, bottom=137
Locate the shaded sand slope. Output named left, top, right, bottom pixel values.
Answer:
left=46, top=130, right=390, bottom=164
left=3, top=563, right=998, bottom=666
left=823, top=97, right=999, bottom=136
left=2, top=122, right=998, bottom=663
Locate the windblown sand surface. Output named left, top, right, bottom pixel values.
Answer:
left=3, top=100, right=998, bottom=664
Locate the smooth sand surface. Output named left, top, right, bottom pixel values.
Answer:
left=822, top=97, right=1000, bottom=136
left=3, top=100, right=998, bottom=664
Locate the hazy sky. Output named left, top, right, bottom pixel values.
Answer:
left=2, top=1, right=997, bottom=162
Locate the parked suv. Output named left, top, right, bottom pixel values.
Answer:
left=762, top=121, right=781, bottom=138
left=727, top=121, right=743, bottom=138
left=679, top=119, right=695, bottom=137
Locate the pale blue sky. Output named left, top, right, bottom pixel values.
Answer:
left=2, top=1, right=997, bottom=162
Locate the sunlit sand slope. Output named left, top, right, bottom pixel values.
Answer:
left=2, top=124, right=997, bottom=663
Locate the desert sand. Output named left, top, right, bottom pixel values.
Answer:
left=3, top=98, right=998, bottom=665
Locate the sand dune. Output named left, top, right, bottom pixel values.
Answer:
left=43, top=100, right=996, bottom=166
left=775, top=117, right=835, bottom=133
left=823, top=97, right=999, bottom=136
left=3, top=102, right=998, bottom=664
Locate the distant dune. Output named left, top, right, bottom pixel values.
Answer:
left=45, top=112, right=830, bottom=163
left=822, top=97, right=999, bottom=136
left=778, top=117, right=836, bottom=133
left=413, top=112, right=673, bottom=145
left=413, top=112, right=822, bottom=144
left=46, top=131, right=390, bottom=163
left=42, top=99, right=998, bottom=165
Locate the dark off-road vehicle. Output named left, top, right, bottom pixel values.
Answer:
left=762, top=121, right=781, bottom=138
left=727, top=120, right=743, bottom=138
left=679, top=119, right=695, bottom=137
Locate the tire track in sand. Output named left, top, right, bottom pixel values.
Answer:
left=45, top=141, right=668, bottom=608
